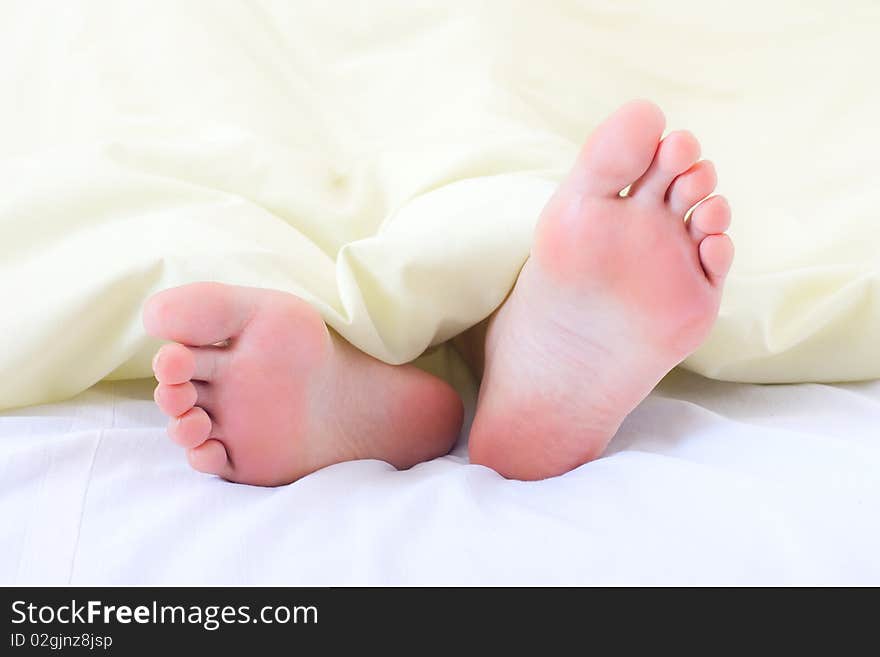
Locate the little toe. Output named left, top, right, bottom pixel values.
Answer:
left=688, top=195, right=731, bottom=242
left=187, top=439, right=231, bottom=477
left=152, top=343, right=195, bottom=385
left=629, top=130, right=701, bottom=202
left=167, top=406, right=213, bottom=449
left=667, top=160, right=717, bottom=216
left=564, top=99, right=666, bottom=198
left=699, top=234, right=735, bottom=286
left=154, top=381, right=197, bottom=418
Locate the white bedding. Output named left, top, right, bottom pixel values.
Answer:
left=2, top=370, right=878, bottom=586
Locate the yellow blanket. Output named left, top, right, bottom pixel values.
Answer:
left=1, top=1, right=878, bottom=410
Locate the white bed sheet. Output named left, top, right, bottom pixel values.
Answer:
left=2, top=370, right=878, bottom=586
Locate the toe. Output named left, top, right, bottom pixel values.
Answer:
left=152, top=343, right=195, bottom=385
left=688, top=195, right=731, bottom=242
left=564, top=99, right=665, bottom=197
left=167, top=406, right=213, bottom=449
left=667, top=160, right=717, bottom=216
left=189, top=346, right=225, bottom=381
left=699, top=234, right=735, bottom=286
left=154, top=381, right=198, bottom=418
left=143, top=282, right=256, bottom=346
left=152, top=342, right=226, bottom=384
left=191, top=381, right=212, bottom=409
left=187, top=439, right=231, bottom=476
left=629, top=130, right=701, bottom=202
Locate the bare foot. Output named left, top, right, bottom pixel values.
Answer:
left=143, top=283, right=463, bottom=486
left=468, top=100, right=734, bottom=480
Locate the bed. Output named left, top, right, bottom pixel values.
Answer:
left=2, top=0, right=879, bottom=590
left=3, top=368, right=878, bottom=586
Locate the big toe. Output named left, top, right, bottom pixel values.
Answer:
left=143, top=282, right=255, bottom=346
left=564, top=99, right=666, bottom=198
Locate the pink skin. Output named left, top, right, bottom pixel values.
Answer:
left=143, top=284, right=463, bottom=486
left=143, top=100, right=732, bottom=485
left=468, top=100, right=733, bottom=479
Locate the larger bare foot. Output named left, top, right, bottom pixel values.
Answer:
left=143, top=283, right=463, bottom=486
left=469, top=100, right=734, bottom=480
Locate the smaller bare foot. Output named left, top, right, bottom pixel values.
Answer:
left=469, top=100, right=734, bottom=480
left=143, top=283, right=463, bottom=486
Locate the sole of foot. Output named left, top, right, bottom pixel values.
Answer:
left=469, top=100, right=733, bottom=480
left=144, top=282, right=463, bottom=486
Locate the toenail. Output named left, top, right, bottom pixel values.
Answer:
left=152, top=351, right=162, bottom=371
